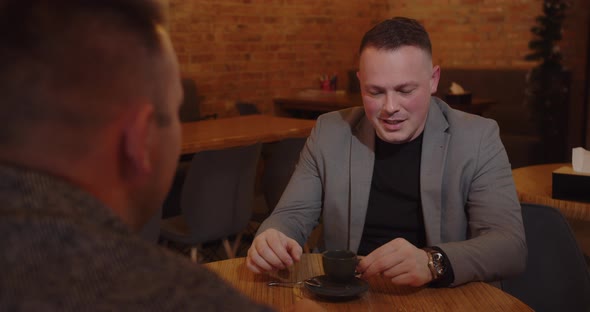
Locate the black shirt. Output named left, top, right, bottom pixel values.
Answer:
left=356, top=133, right=455, bottom=287
left=357, top=133, right=426, bottom=256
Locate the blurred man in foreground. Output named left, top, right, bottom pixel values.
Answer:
left=0, top=1, right=320, bottom=310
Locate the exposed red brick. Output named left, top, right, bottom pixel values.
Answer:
left=168, top=0, right=588, bottom=122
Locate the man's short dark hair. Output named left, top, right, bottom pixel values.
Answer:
left=0, top=0, right=168, bottom=147
left=359, top=17, right=432, bottom=56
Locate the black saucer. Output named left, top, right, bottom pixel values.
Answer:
left=303, top=275, right=369, bottom=299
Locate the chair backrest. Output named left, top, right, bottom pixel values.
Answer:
left=261, top=138, right=306, bottom=212
left=501, top=203, right=590, bottom=312
left=179, top=78, right=201, bottom=122
left=180, top=143, right=262, bottom=243
left=235, top=102, right=260, bottom=115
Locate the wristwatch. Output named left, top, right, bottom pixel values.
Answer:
left=423, top=247, right=446, bottom=281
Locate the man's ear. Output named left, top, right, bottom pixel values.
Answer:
left=430, top=65, right=441, bottom=95
left=122, top=104, right=156, bottom=177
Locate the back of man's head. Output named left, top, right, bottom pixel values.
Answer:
left=359, top=17, right=432, bottom=57
left=0, top=0, right=167, bottom=155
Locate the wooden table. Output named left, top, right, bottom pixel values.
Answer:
left=512, top=163, right=590, bottom=221
left=274, top=91, right=362, bottom=115
left=273, top=90, right=494, bottom=118
left=181, top=115, right=315, bottom=155
left=204, top=254, right=531, bottom=311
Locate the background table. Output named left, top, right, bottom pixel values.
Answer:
left=512, top=163, right=590, bottom=221
left=181, top=115, right=315, bottom=155
left=204, top=254, right=531, bottom=311
left=512, top=163, right=590, bottom=260
left=273, top=90, right=494, bottom=118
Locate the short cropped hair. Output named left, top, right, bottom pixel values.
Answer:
left=359, top=17, right=432, bottom=56
left=0, top=0, right=168, bottom=147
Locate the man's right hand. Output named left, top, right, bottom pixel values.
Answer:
left=246, top=228, right=303, bottom=273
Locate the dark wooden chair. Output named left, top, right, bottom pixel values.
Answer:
left=180, top=78, right=217, bottom=122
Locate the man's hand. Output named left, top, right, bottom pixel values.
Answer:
left=246, top=228, right=303, bottom=273
left=356, top=238, right=432, bottom=287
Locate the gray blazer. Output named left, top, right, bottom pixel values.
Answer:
left=259, top=97, right=526, bottom=286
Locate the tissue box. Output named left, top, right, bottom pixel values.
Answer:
left=552, top=166, right=590, bottom=202
left=445, top=92, right=472, bottom=105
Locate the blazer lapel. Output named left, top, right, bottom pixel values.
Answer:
left=420, top=99, right=450, bottom=245
left=348, top=115, right=375, bottom=252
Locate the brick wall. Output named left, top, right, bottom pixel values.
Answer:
left=168, top=0, right=588, bottom=145
left=168, top=0, right=382, bottom=116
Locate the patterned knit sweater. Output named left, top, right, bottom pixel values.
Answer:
left=0, top=165, right=272, bottom=311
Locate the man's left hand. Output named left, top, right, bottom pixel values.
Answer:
left=356, top=238, right=432, bottom=287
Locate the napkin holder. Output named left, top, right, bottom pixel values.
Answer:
left=552, top=166, right=590, bottom=202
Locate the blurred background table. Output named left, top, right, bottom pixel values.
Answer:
left=181, top=115, right=315, bottom=155
left=273, top=90, right=360, bottom=119
left=512, top=163, right=590, bottom=221
left=204, top=253, right=531, bottom=311
left=273, top=90, right=494, bottom=119
left=512, top=163, right=590, bottom=262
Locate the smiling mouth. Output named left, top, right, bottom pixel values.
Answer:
left=381, top=119, right=404, bottom=125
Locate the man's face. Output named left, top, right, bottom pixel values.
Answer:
left=358, top=46, right=439, bottom=144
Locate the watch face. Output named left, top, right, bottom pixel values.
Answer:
left=432, top=252, right=445, bottom=275
left=432, top=253, right=443, bottom=261
left=436, top=266, right=445, bottom=275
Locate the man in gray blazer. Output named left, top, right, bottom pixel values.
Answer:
left=247, top=17, right=526, bottom=288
